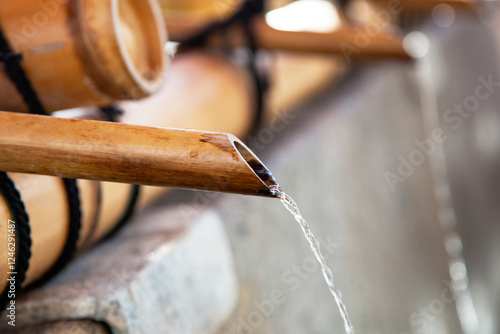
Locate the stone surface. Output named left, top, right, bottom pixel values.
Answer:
left=1, top=206, right=238, bottom=334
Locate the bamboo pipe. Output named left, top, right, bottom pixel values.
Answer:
left=0, top=111, right=279, bottom=197
left=345, top=0, right=476, bottom=28
left=0, top=0, right=167, bottom=113
left=370, top=0, right=477, bottom=12
left=166, top=15, right=410, bottom=60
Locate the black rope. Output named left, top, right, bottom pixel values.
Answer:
left=100, top=105, right=141, bottom=238
left=100, top=105, right=124, bottom=122
left=0, top=26, right=82, bottom=287
left=240, top=9, right=268, bottom=137
left=179, top=0, right=268, bottom=136
left=0, top=173, right=31, bottom=311
left=179, top=0, right=265, bottom=50
left=30, top=179, right=82, bottom=288
left=0, top=29, right=46, bottom=115
left=336, top=0, right=351, bottom=11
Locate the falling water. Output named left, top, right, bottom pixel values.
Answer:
left=270, top=185, right=355, bottom=334
left=405, top=31, right=479, bottom=333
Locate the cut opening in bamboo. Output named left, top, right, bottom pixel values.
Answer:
left=231, top=138, right=280, bottom=193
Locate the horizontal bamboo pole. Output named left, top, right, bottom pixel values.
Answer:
left=0, top=112, right=279, bottom=197
left=0, top=0, right=167, bottom=113
left=166, top=15, right=410, bottom=60
left=372, top=0, right=477, bottom=12
left=255, top=17, right=408, bottom=59
left=347, top=0, right=476, bottom=28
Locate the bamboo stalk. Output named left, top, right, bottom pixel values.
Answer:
left=0, top=111, right=279, bottom=198
left=347, top=0, right=476, bottom=27
left=3, top=174, right=70, bottom=286
left=166, top=15, right=410, bottom=60
left=254, top=17, right=408, bottom=59
left=0, top=0, right=167, bottom=113
left=372, top=0, right=477, bottom=12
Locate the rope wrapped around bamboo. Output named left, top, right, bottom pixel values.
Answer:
left=0, top=0, right=167, bottom=113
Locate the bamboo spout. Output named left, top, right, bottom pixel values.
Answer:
left=0, top=112, right=279, bottom=198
